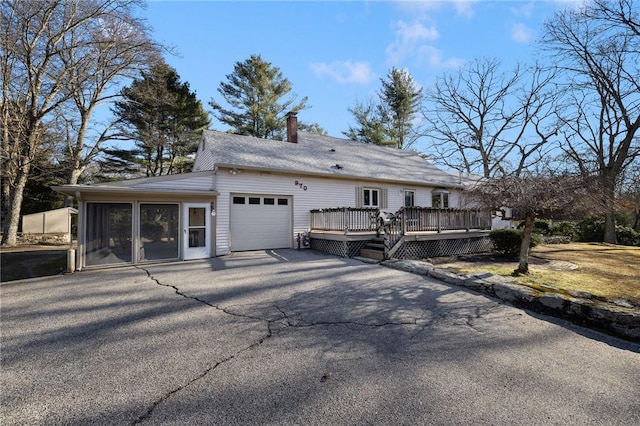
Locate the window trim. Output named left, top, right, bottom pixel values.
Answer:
left=363, top=187, right=380, bottom=208
left=403, top=189, right=415, bottom=207
left=431, top=189, right=450, bottom=209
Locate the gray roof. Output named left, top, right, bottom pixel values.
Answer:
left=200, top=130, right=464, bottom=188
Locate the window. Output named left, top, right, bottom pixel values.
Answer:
left=139, top=204, right=179, bottom=261
left=264, top=198, right=275, bottom=205
left=432, top=192, right=449, bottom=209
left=86, top=203, right=132, bottom=266
left=232, top=196, right=245, bottom=204
left=363, top=188, right=379, bottom=207
left=248, top=197, right=260, bottom=205
left=404, top=190, right=415, bottom=207
left=277, top=198, right=288, bottom=206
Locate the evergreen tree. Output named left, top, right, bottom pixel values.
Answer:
left=343, top=100, right=389, bottom=145
left=380, top=67, right=423, bottom=149
left=344, top=68, right=422, bottom=149
left=209, top=54, right=312, bottom=140
left=112, top=61, right=210, bottom=177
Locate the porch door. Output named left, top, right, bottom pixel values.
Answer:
left=183, top=203, right=210, bottom=260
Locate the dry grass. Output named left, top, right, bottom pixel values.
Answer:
left=437, top=243, right=640, bottom=304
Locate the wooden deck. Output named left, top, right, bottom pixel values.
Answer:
left=309, top=207, right=493, bottom=260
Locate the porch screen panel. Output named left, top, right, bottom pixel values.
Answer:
left=86, top=203, right=132, bottom=266
left=139, top=204, right=179, bottom=261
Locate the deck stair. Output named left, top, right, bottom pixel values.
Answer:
left=358, top=237, right=386, bottom=261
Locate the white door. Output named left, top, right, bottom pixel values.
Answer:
left=183, top=203, right=210, bottom=260
left=230, top=195, right=292, bottom=251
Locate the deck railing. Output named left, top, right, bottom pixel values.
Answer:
left=310, top=207, right=379, bottom=232
left=310, top=207, right=491, bottom=233
left=402, top=207, right=491, bottom=232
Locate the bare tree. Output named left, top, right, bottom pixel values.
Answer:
left=56, top=1, right=160, bottom=190
left=469, top=172, right=586, bottom=274
left=543, top=0, right=640, bottom=244
left=421, top=58, right=560, bottom=178
left=1, top=0, right=159, bottom=245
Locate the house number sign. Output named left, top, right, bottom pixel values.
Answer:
left=294, top=180, right=308, bottom=191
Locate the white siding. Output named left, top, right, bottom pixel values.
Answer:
left=213, top=170, right=446, bottom=255
left=192, top=140, right=214, bottom=172
left=136, top=175, right=216, bottom=191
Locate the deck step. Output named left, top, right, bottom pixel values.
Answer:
left=365, top=242, right=385, bottom=250
left=359, top=248, right=385, bottom=261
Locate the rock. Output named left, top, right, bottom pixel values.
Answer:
left=428, top=268, right=464, bottom=286
left=538, top=293, right=567, bottom=310
left=493, top=282, right=539, bottom=304
left=382, top=259, right=434, bottom=275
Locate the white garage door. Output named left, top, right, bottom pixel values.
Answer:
left=230, top=195, right=292, bottom=251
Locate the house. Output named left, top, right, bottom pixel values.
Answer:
left=53, top=113, right=490, bottom=270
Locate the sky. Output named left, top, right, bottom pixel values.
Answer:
left=141, top=0, right=578, bottom=153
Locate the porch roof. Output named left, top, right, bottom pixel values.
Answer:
left=52, top=185, right=218, bottom=198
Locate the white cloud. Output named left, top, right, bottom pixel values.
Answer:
left=511, top=1, right=535, bottom=18
left=417, top=45, right=464, bottom=69
left=310, top=61, right=376, bottom=85
left=452, top=0, right=477, bottom=18
left=386, top=19, right=439, bottom=64
left=511, top=23, right=535, bottom=43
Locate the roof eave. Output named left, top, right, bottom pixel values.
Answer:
left=52, top=185, right=219, bottom=198
left=214, top=163, right=466, bottom=189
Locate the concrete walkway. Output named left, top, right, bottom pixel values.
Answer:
left=2, top=249, right=639, bottom=425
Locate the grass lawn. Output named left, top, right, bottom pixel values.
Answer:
left=436, top=243, right=640, bottom=305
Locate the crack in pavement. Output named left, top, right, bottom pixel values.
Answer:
left=131, top=266, right=481, bottom=424
left=130, top=266, right=279, bottom=425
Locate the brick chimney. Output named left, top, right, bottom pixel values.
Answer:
left=286, top=111, right=298, bottom=143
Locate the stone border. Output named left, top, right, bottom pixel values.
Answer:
left=380, top=259, right=640, bottom=342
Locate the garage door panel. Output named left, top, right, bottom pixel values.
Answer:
left=230, top=196, right=291, bottom=251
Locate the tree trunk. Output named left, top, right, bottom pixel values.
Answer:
left=602, top=180, right=617, bottom=244
left=1, top=166, right=29, bottom=246
left=64, top=167, right=84, bottom=207
left=516, top=212, right=536, bottom=274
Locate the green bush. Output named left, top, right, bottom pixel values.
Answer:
left=577, top=215, right=605, bottom=242
left=576, top=215, right=640, bottom=246
left=517, top=219, right=551, bottom=235
left=549, top=221, right=578, bottom=240
left=616, top=226, right=640, bottom=246
left=490, top=229, right=543, bottom=258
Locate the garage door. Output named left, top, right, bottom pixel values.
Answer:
left=230, top=195, right=292, bottom=251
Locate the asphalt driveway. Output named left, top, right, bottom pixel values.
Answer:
left=2, top=249, right=639, bottom=425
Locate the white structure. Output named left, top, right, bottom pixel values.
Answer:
left=21, top=207, right=77, bottom=243
left=53, top=114, right=474, bottom=270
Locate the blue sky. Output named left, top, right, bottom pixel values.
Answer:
left=143, top=1, right=576, bottom=152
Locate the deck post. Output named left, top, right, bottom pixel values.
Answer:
left=437, top=208, right=441, bottom=233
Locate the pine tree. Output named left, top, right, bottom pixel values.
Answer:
left=112, top=61, right=210, bottom=177
left=379, top=67, right=423, bottom=149
left=344, top=68, right=422, bottom=149
left=209, top=54, right=311, bottom=140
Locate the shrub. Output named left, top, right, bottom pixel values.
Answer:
left=616, top=226, right=640, bottom=246
left=549, top=221, right=578, bottom=240
left=543, top=235, right=571, bottom=244
left=517, top=219, right=552, bottom=235
left=577, top=215, right=604, bottom=242
left=576, top=215, right=640, bottom=245
left=490, top=229, right=543, bottom=258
